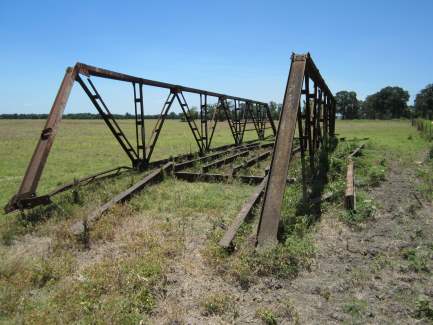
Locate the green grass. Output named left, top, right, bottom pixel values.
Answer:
left=336, top=119, right=431, bottom=223
left=0, top=166, right=254, bottom=323
left=0, top=119, right=431, bottom=323
left=0, top=119, right=267, bottom=211
left=336, top=120, right=427, bottom=159
left=204, top=120, right=431, bottom=286
left=201, top=292, right=237, bottom=316
left=415, top=295, right=433, bottom=320
left=1, top=119, right=426, bottom=213
left=414, top=118, right=433, bottom=141
left=342, top=298, right=368, bottom=323
left=256, top=308, right=278, bottom=325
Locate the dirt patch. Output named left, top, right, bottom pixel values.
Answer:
left=3, top=234, right=53, bottom=260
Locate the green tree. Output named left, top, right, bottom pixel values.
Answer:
left=181, top=106, right=199, bottom=121
left=362, top=86, right=410, bottom=119
left=415, top=84, right=433, bottom=119
left=268, top=101, right=281, bottom=120
left=168, top=111, right=178, bottom=119
left=335, top=91, right=359, bottom=119
left=207, top=103, right=227, bottom=121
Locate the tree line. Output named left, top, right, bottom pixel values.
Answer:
left=336, top=84, right=433, bottom=120
left=0, top=102, right=283, bottom=121
left=8, top=83, right=433, bottom=121
left=0, top=112, right=180, bottom=120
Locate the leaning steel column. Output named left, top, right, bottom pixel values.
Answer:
left=256, top=54, right=307, bottom=246
left=5, top=65, right=79, bottom=213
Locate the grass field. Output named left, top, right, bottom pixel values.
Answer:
left=0, top=119, right=432, bottom=324
left=0, top=119, right=425, bottom=211
left=0, top=119, right=269, bottom=211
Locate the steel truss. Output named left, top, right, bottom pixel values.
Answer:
left=5, top=63, right=275, bottom=213
left=256, top=53, right=335, bottom=247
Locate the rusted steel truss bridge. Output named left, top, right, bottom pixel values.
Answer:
left=5, top=53, right=335, bottom=247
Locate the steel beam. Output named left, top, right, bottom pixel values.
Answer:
left=202, top=150, right=250, bottom=173
left=76, top=63, right=268, bottom=105
left=219, top=176, right=268, bottom=249
left=174, top=142, right=262, bottom=172
left=5, top=66, right=79, bottom=213
left=232, top=150, right=272, bottom=175
left=48, top=166, right=131, bottom=197
left=70, top=162, right=173, bottom=235
left=256, top=53, right=334, bottom=247
left=174, top=171, right=267, bottom=185
left=256, top=54, right=307, bottom=246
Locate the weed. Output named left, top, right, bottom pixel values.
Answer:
left=371, top=253, right=393, bottom=272
left=0, top=217, right=27, bottom=245
left=252, top=234, right=314, bottom=278
left=401, top=247, right=430, bottom=273
left=201, top=292, right=235, bottom=316
left=279, top=299, right=300, bottom=323
left=341, top=191, right=376, bottom=226
left=343, top=298, right=368, bottom=321
left=230, top=256, right=254, bottom=289
left=349, top=267, right=370, bottom=288
left=367, top=166, right=386, bottom=186
left=320, top=288, right=331, bottom=301
left=415, top=295, right=433, bottom=320
left=256, top=308, right=278, bottom=325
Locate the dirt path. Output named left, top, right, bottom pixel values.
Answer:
left=151, top=152, right=432, bottom=324
left=289, top=155, right=433, bottom=324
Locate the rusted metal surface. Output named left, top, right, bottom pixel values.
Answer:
left=256, top=54, right=307, bottom=246
left=70, top=162, right=173, bottom=235
left=174, top=142, right=262, bottom=172
left=232, top=150, right=272, bottom=175
left=257, top=53, right=335, bottom=247
left=48, top=166, right=131, bottom=197
left=77, top=63, right=268, bottom=104
left=76, top=76, right=140, bottom=165
left=174, top=171, right=266, bottom=185
left=174, top=151, right=229, bottom=172
left=219, top=176, right=268, bottom=249
left=5, top=62, right=273, bottom=213
left=231, top=144, right=297, bottom=176
left=148, top=141, right=255, bottom=169
left=175, top=171, right=295, bottom=185
left=202, top=150, right=250, bottom=173
left=5, top=66, right=79, bottom=213
left=77, top=64, right=275, bottom=160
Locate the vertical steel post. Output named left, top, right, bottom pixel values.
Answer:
left=256, top=54, right=307, bottom=246
left=5, top=66, right=79, bottom=212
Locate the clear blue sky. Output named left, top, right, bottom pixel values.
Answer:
left=1, top=0, right=432, bottom=114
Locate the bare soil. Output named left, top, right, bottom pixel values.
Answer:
left=288, top=155, right=433, bottom=324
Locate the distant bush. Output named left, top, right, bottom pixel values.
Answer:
left=415, top=119, right=433, bottom=141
